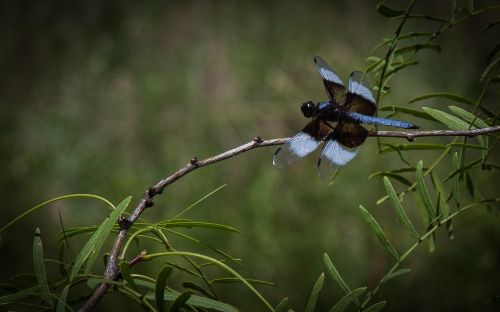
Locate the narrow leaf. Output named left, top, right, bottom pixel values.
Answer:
left=410, top=93, right=475, bottom=105
left=0, top=285, right=44, bottom=305
left=169, top=291, right=193, bottom=312
left=395, top=43, right=441, bottom=55
left=415, top=161, right=435, bottom=221
left=377, top=4, right=405, bottom=17
left=156, top=266, right=173, bottom=312
left=481, top=58, right=500, bottom=81
left=56, top=284, right=70, bottom=312
left=383, top=177, right=419, bottom=238
left=364, top=301, right=387, bottom=312
left=370, top=171, right=412, bottom=186
left=145, top=291, right=238, bottom=312
left=380, top=268, right=411, bottom=283
left=33, top=228, right=53, bottom=307
left=183, top=281, right=214, bottom=298
left=358, top=205, right=399, bottom=260
left=380, top=143, right=446, bottom=153
left=119, top=261, right=138, bottom=291
left=379, top=105, right=435, bottom=121
left=448, top=106, right=489, bottom=128
left=275, top=297, right=289, bottom=312
left=422, top=107, right=472, bottom=130
left=431, top=174, right=454, bottom=239
left=305, top=273, right=325, bottom=312
left=329, top=287, right=367, bottom=312
left=452, top=152, right=461, bottom=207
left=482, top=19, right=500, bottom=33
left=323, top=253, right=350, bottom=294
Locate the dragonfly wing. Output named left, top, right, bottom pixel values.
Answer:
left=317, top=138, right=360, bottom=179
left=314, top=56, right=346, bottom=103
left=346, top=71, right=376, bottom=116
left=273, top=119, right=329, bottom=168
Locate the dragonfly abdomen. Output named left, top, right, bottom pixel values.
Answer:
left=346, top=112, right=419, bottom=129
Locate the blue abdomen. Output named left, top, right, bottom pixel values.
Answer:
left=346, top=112, right=418, bottom=129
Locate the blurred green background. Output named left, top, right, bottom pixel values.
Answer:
left=1, top=1, right=499, bottom=311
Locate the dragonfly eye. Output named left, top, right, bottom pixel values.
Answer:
left=301, top=101, right=316, bottom=118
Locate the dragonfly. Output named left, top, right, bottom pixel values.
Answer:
left=273, top=56, right=419, bottom=179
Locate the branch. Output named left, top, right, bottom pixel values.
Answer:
left=78, top=126, right=500, bottom=311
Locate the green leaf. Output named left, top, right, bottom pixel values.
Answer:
left=329, top=287, right=367, bottom=312
left=379, top=105, right=436, bottom=121
left=415, top=161, right=435, bottom=221
left=380, top=268, right=411, bottom=283
left=323, top=253, right=350, bottom=294
left=370, top=171, right=412, bottom=186
left=377, top=4, right=405, bottom=17
left=486, top=42, right=500, bottom=65
left=448, top=106, right=489, bottom=128
left=387, top=61, right=418, bottom=76
left=157, top=220, right=239, bottom=233
left=56, top=284, right=70, bottom=312
left=431, top=174, right=454, bottom=239
left=444, top=158, right=482, bottom=182
left=305, top=273, right=325, bottom=312
left=183, top=281, right=213, bottom=298
left=169, top=291, right=193, bottom=312
left=358, top=205, right=399, bottom=260
left=410, top=93, right=475, bottom=105
left=364, top=301, right=387, bottom=312
left=383, top=177, right=419, bottom=238
left=119, top=261, right=138, bottom=291
left=70, top=196, right=131, bottom=281
left=380, top=143, right=447, bottom=153
left=481, top=58, right=500, bottom=81
left=482, top=19, right=500, bottom=34
left=145, top=291, right=238, bottom=312
left=395, top=43, right=441, bottom=55
left=156, top=266, right=173, bottom=312
left=422, top=107, right=472, bottom=130
left=275, top=297, right=289, bottom=312
left=33, top=228, right=53, bottom=307
left=0, top=285, right=44, bottom=305
left=452, top=152, right=461, bottom=207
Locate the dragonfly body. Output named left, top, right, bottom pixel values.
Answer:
left=273, top=56, right=418, bottom=178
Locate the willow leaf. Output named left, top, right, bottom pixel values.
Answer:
left=481, top=58, right=500, bottom=81
left=359, top=205, right=399, bottom=260
left=380, top=143, right=446, bottom=152
left=56, top=284, right=70, bottom=312
left=364, top=301, right=387, bottom=312
left=395, top=43, right=441, bottom=55
left=448, top=106, right=489, bottom=128
left=379, top=105, right=435, bottom=121
left=323, top=253, right=350, bottom=294
left=452, top=152, right=461, bottom=207
left=370, top=171, right=412, bottom=186
left=33, top=229, right=53, bottom=308
left=423, top=107, right=474, bottom=130
left=444, top=158, right=482, bottom=182
left=156, top=266, right=173, bottom=312
left=305, top=273, right=325, bottom=312
left=329, top=287, right=367, bottom=312
left=275, top=297, right=289, bottom=312
left=169, top=291, right=193, bottom=312
left=377, top=4, right=405, bottom=17
left=431, top=174, right=454, bottom=239
left=415, top=161, right=435, bottom=221
left=119, top=261, right=138, bottom=291
left=384, top=177, right=419, bottom=238
left=410, top=93, right=475, bottom=105
left=380, top=268, right=411, bottom=283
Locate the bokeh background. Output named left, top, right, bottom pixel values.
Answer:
left=1, top=1, right=499, bottom=311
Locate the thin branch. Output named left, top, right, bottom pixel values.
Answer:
left=78, top=126, right=500, bottom=311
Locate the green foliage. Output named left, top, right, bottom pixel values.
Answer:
left=1, top=1, right=499, bottom=311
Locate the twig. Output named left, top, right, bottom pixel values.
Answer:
left=78, top=127, right=500, bottom=311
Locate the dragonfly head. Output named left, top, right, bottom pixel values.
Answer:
left=301, top=101, right=316, bottom=118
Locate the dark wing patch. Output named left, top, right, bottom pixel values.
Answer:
left=335, top=122, right=368, bottom=148
left=346, top=71, right=376, bottom=116
left=314, top=56, right=346, bottom=103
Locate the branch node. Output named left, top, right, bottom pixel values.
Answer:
left=253, top=136, right=263, bottom=143
left=117, top=216, right=126, bottom=226
left=147, top=187, right=157, bottom=197
left=145, top=198, right=154, bottom=208
left=190, top=156, right=199, bottom=166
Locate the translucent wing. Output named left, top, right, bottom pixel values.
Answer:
left=273, top=119, right=330, bottom=168
left=346, top=71, right=376, bottom=116
left=317, top=139, right=360, bottom=179
left=314, top=56, right=346, bottom=103
left=273, top=132, right=322, bottom=168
